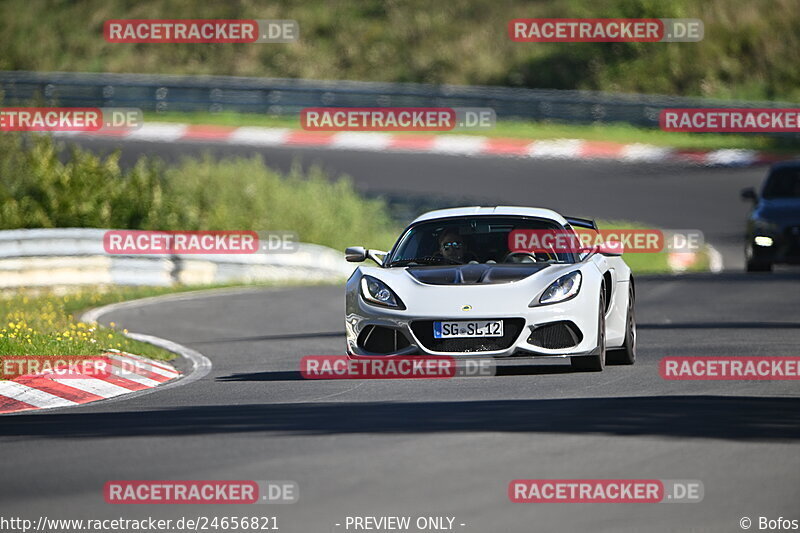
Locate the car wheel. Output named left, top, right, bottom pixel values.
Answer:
left=608, top=284, right=636, bottom=365
left=571, top=288, right=606, bottom=372
left=746, top=259, right=773, bottom=272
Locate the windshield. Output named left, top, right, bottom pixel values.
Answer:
left=763, top=168, right=800, bottom=199
left=386, top=216, right=576, bottom=266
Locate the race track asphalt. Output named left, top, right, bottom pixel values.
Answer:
left=2, top=138, right=798, bottom=533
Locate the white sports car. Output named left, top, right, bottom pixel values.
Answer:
left=344, top=206, right=635, bottom=371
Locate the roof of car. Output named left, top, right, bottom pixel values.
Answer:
left=770, top=159, right=800, bottom=170
left=410, top=206, right=568, bottom=225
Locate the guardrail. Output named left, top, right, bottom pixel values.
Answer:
left=2, top=70, right=798, bottom=128
left=0, top=228, right=353, bottom=288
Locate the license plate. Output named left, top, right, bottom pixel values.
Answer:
left=433, top=320, right=503, bottom=338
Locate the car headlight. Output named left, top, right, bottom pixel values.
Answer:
left=537, top=271, right=582, bottom=305
left=360, top=276, right=405, bottom=309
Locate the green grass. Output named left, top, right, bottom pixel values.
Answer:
left=147, top=111, right=800, bottom=153
left=0, top=288, right=179, bottom=363
left=2, top=0, right=800, bottom=101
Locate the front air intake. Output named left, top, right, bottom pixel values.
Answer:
left=527, top=321, right=583, bottom=349
left=357, top=325, right=411, bottom=354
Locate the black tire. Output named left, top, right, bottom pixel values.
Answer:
left=571, top=288, right=606, bottom=372
left=746, top=259, right=772, bottom=272
left=745, top=242, right=773, bottom=272
left=608, top=284, right=636, bottom=365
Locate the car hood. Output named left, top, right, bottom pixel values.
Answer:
left=756, top=199, right=800, bottom=225
left=406, top=263, right=549, bottom=285
left=350, top=261, right=593, bottom=317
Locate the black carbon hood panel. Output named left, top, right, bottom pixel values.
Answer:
left=406, top=264, right=548, bottom=285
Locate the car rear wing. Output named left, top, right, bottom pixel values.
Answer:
left=565, top=216, right=598, bottom=231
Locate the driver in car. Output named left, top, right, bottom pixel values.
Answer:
left=437, top=228, right=478, bottom=263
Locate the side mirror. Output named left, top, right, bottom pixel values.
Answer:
left=741, top=187, right=758, bottom=203
left=345, top=246, right=367, bottom=262
left=345, top=247, right=388, bottom=266
left=598, top=241, right=623, bottom=257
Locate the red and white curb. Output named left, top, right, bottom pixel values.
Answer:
left=53, top=122, right=791, bottom=167
left=0, top=352, right=180, bottom=414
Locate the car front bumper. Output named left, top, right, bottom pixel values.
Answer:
left=345, top=290, right=602, bottom=359
left=747, top=227, right=800, bottom=265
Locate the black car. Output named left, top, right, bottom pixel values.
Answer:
left=741, top=161, right=800, bottom=272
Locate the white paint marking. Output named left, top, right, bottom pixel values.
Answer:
left=109, top=352, right=178, bottom=374
left=52, top=378, right=131, bottom=399
left=430, top=136, right=488, bottom=155
left=227, top=127, right=290, bottom=145
left=704, top=149, right=757, bottom=166
left=707, top=244, right=724, bottom=273
left=331, top=132, right=392, bottom=150
left=126, top=123, right=188, bottom=142
left=621, top=143, right=674, bottom=162
left=109, top=354, right=179, bottom=379
left=109, top=372, right=161, bottom=388
left=126, top=333, right=211, bottom=389
left=527, top=139, right=583, bottom=159
left=0, top=381, right=77, bottom=408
